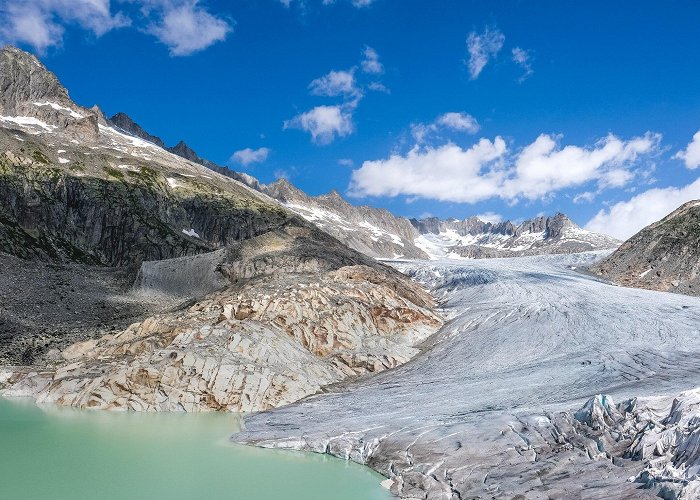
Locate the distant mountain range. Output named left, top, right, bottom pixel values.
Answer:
left=106, top=109, right=621, bottom=260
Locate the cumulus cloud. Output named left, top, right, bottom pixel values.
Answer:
left=466, top=26, right=505, bottom=80
left=308, top=69, right=360, bottom=98
left=143, top=1, right=232, bottom=56
left=511, top=47, right=533, bottom=82
left=674, top=130, right=700, bottom=169
left=585, top=177, right=700, bottom=240
left=0, top=0, right=130, bottom=52
left=411, top=112, right=480, bottom=143
left=286, top=45, right=388, bottom=144
left=361, top=46, right=383, bottom=74
left=349, top=138, right=508, bottom=202
left=0, top=0, right=231, bottom=55
left=501, top=133, right=660, bottom=200
left=229, top=147, right=270, bottom=167
left=284, top=104, right=354, bottom=144
left=349, top=132, right=660, bottom=203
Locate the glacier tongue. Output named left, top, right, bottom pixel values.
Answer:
left=235, top=251, right=700, bottom=499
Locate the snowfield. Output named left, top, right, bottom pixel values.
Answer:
left=235, top=252, right=700, bottom=499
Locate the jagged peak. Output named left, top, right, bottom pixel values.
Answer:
left=168, top=140, right=201, bottom=161
left=1, top=45, right=44, bottom=67
left=0, top=45, right=71, bottom=113
left=318, top=189, right=350, bottom=205
left=108, top=112, right=166, bottom=148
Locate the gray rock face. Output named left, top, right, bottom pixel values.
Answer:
left=262, top=179, right=428, bottom=259
left=108, top=112, right=165, bottom=148
left=0, top=135, right=293, bottom=266
left=0, top=46, right=100, bottom=142
left=0, top=46, right=69, bottom=114
left=593, top=200, right=700, bottom=296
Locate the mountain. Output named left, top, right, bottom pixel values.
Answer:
left=592, top=200, right=700, bottom=296
left=106, top=112, right=264, bottom=191
left=412, top=213, right=621, bottom=259
left=252, top=181, right=620, bottom=261
left=0, top=44, right=440, bottom=383
left=108, top=112, right=165, bottom=148
left=100, top=109, right=619, bottom=262
left=261, top=179, right=428, bottom=259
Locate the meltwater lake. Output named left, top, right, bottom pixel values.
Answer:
left=0, top=398, right=390, bottom=500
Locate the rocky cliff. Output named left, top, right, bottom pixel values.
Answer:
left=592, top=200, right=700, bottom=296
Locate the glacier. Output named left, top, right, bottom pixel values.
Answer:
left=234, top=251, right=700, bottom=498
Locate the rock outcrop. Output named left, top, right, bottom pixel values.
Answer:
left=1, top=226, right=442, bottom=412
left=593, top=200, right=700, bottom=296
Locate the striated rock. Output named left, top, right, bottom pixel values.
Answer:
left=593, top=200, right=700, bottom=296
left=0, top=225, right=442, bottom=412
left=1, top=268, right=441, bottom=412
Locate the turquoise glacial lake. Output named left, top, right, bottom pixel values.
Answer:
left=0, top=398, right=390, bottom=500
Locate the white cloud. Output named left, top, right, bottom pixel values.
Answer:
left=361, top=46, right=383, bottom=74
left=0, top=0, right=230, bottom=56
left=308, top=69, right=360, bottom=98
left=475, top=212, right=503, bottom=224
left=0, top=0, right=130, bottom=52
left=338, top=158, right=354, bottom=166
left=502, top=133, right=660, bottom=200
left=466, top=26, right=505, bottom=80
left=367, top=81, right=389, bottom=93
left=229, top=147, right=270, bottom=166
left=145, top=1, right=232, bottom=56
left=349, top=132, right=660, bottom=204
left=436, top=112, right=480, bottom=133
left=585, top=177, right=700, bottom=240
left=349, top=138, right=508, bottom=202
left=674, top=130, right=700, bottom=169
left=573, top=191, right=596, bottom=204
left=411, top=112, right=480, bottom=143
left=284, top=104, right=354, bottom=144
left=512, top=47, right=533, bottom=82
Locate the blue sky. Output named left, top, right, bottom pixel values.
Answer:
left=2, top=0, right=700, bottom=238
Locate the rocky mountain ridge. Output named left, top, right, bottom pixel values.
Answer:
left=106, top=111, right=264, bottom=191
left=412, top=212, right=620, bottom=259
left=100, top=110, right=620, bottom=262
left=593, top=199, right=700, bottom=296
